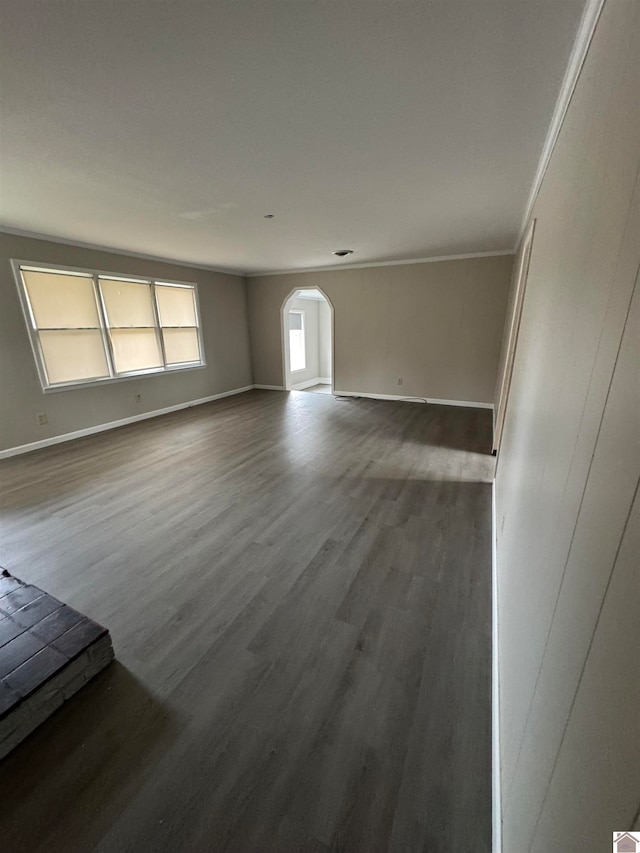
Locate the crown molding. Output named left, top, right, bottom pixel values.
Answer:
left=247, top=249, right=515, bottom=278
left=0, top=226, right=247, bottom=278
left=517, top=0, right=606, bottom=245
left=0, top=227, right=513, bottom=279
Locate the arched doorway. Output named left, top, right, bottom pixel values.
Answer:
left=281, top=287, right=334, bottom=393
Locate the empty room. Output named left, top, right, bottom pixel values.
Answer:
left=0, top=1, right=638, bottom=852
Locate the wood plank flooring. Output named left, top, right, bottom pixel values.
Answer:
left=0, top=389, right=494, bottom=853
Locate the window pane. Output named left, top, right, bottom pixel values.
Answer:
left=23, top=270, right=99, bottom=329
left=162, top=328, right=200, bottom=364
left=156, top=285, right=196, bottom=327
left=100, top=279, right=156, bottom=327
left=289, top=311, right=303, bottom=331
left=110, top=329, right=163, bottom=373
left=290, top=329, right=306, bottom=371
left=39, top=330, right=109, bottom=384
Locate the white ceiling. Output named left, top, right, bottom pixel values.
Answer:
left=295, top=289, right=326, bottom=301
left=0, top=0, right=586, bottom=275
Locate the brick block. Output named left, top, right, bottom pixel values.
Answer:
left=0, top=572, right=114, bottom=760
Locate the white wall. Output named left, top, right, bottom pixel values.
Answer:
left=495, top=1, right=640, bottom=850
left=285, top=296, right=319, bottom=387
left=318, top=299, right=331, bottom=379
left=284, top=294, right=332, bottom=388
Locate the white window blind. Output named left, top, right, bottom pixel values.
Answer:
left=155, top=284, right=201, bottom=364
left=21, top=270, right=110, bottom=384
left=99, top=278, right=163, bottom=373
left=15, top=262, right=204, bottom=390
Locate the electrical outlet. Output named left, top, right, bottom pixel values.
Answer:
left=397, top=377, right=403, bottom=386
left=135, top=393, right=142, bottom=402
left=37, top=413, right=48, bottom=425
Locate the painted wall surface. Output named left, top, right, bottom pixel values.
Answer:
left=318, top=299, right=331, bottom=379
left=495, top=2, right=640, bottom=851
left=248, top=254, right=512, bottom=404
left=285, top=296, right=319, bottom=387
left=0, top=233, right=253, bottom=451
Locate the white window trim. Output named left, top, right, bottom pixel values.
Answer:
left=11, top=259, right=206, bottom=393
left=288, top=308, right=306, bottom=373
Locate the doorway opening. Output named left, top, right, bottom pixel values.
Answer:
left=281, top=287, right=333, bottom=393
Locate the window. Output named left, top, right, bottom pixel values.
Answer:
left=155, top=283, right=201, bottom=365
left=13, top=262, right=204, bottom=390
left=100, top=278, right=164, bottom=374
left=289, top=310, right=306, bottom=372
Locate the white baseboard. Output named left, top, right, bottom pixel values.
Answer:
left=318, top=377, right=331, bottom=385
left=0, top=385, right=254, bottom=459
left=0, top=383, right=493, bottom=458
left=429, top=396, right=493, bottom=410
left=291, top=376, right=328, bottom=391
left=333, top=389, right=494, bottom=409
left=492, top=481, right=502, bottom=853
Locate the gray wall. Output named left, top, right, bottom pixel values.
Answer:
left=248, top=254, right=513, bottom=404
left=495, top=1, right=640, bottom=851
left=0, top=233, right=253, bottom=451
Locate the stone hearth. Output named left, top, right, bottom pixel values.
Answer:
left=0, top=570, right=114, bottom=760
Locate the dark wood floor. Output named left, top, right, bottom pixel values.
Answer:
left=0, top=389, right=494, bottom=853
